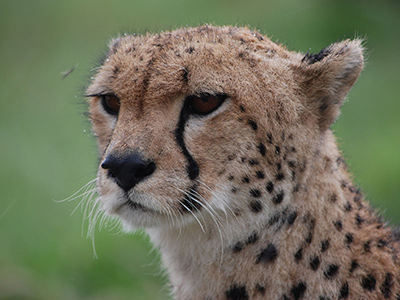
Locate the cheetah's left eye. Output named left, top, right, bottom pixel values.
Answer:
left=101, top=94, right=120, bottom=116
left=187, top=94, right=227, bottom=115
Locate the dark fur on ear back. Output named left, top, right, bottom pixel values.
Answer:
left=301, top=47, right=331, bottom=64
left=295, top=39, right=364, bottom=131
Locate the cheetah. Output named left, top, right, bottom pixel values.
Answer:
left=85, top=25, right=400, bottom=300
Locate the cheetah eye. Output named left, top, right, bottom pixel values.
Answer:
left=187, top=94, right=227, bottom=115
left=101, top=94, right=120, bottom=116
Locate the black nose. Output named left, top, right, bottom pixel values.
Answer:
left=101, top=153, right=156, bottom=192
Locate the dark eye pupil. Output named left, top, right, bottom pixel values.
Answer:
left=188, top=94, right=227, bottom=115
left=102, top=95, right=120, bottom=115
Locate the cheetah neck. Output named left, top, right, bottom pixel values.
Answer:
left=148, top=132, right=399, bottom=300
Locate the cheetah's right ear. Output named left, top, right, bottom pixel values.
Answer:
left=295, top=39, right=364, bottom=131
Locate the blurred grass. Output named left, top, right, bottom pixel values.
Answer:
left=0, top=0, right=399, bottom=299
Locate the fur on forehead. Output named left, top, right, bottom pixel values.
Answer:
left=89, top=26, right=306, bottom=125
left=89, top=25, right=363, bottom=130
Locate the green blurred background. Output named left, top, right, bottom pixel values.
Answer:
left=0, top=0, right=399, bottom=299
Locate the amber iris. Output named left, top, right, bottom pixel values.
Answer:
left=188, top=94, right=226, bottom=115
left=101, top=95, right=120, bottom=115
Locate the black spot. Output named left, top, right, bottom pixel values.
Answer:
left=250, top=200, right=262, bottom=213
left=345, top=233, right=354, bottom=246
left=356, top=214, right=364, bottom=226
left=226, top=284, right=249, bottom=300
left=361, top=274, right=376, bottom=291
left=268, top=212, right=281, bottom=226
left=239, top=105, right=245, bottom=112
left=266, top=181, right=274, bottom=193
left=227, top=154, right=235, bottom=161
left=248, top=159, right=259, bottom=166
left=256, top=171, right=265, bottom=179
left=329, top=193, right=337, bottom=203
left=302, top=47, right=331, bottom=64
left=231, top=187, right=237, bottom=193
left=349, top=260, right=359, bottom=273
left=272, top=190, right=285, bottom=204
left=294, top=248, right=303, bottom=262
left=377, top=239, right=388, bottom=248
left=291, top=282, right=307, bottom=300
left=248, top=120, right=258, bottom=130
left=324, top=264, right=339, bottom=279
left=310, top=256, right=320, bottom=270
left=344, top=201, right=352, bottom=212
left=339, top=282, right=349, bottom=299
left=363, top=240, right=371, bottom=252
left=305, top=232, right=313, bottom=244
left=228, top=175, right=234, bottom=181
left=258, top=143, right=266, bottom=156
left=288, top=211, right=298, bottom=225
left=275, top=173, right=285, bottom=181
left=304, top=214, right=316, bottom=230
left=242, top=176, right=250, bottom=183
left=256, top=243, right=278, bottom=264
left=275, top=146, right=281, bottom=155
left=319, top=101, right=329, bottom=114
left=277, top=163, right=282, bottom=171
left=182, top=68, right=188, bottom=82
left=321, top=240, right=330, bottom=252
left=256, top=284, right=266, bottom=296
left=185, top=47, right=195, bottom=53
left=334, top=220, right=343, bottom=231
left=267, top=133, right=273, bottom=144
left=247, top=232, right=259, bottom=244
left=250, top=189, right=262, bottom=198
left=232, top=242, right=244, bottom=252
left=381, top=273, right=394, bottom=298
left=288, top=161, right=296, bottom=168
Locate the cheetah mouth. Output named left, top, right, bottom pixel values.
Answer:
left=124, top=199, right=148, bottom=211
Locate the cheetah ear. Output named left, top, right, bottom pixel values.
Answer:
left=296, top=39, right=364, bottom=130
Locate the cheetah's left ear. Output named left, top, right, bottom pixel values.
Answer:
left=295, top=39, right=364, bottom=131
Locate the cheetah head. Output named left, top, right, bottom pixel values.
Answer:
left=87, top=26, right=363, bottom=231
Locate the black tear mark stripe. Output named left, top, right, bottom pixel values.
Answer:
left=175, top=103, right=200, bottom=180
left=175, top=102, right=201, bottom=213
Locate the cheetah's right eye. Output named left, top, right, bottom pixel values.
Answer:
left=101, top=94, right=120, bottom=116
left=186, top=93, right=227, bottom=116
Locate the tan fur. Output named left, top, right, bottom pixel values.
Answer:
left=87, top=25, right=400, bottom=300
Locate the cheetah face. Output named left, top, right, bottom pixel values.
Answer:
left=87, top=26, right=363, bottom=231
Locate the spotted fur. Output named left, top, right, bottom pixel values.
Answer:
left=86, top=25, right=400, bottom=300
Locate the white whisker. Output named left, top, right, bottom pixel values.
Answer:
left=184, top=187, right=226, bottom=263
left=56, top=178, right=97, bottom=203
left=177, top=199, right=206, bottom=233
